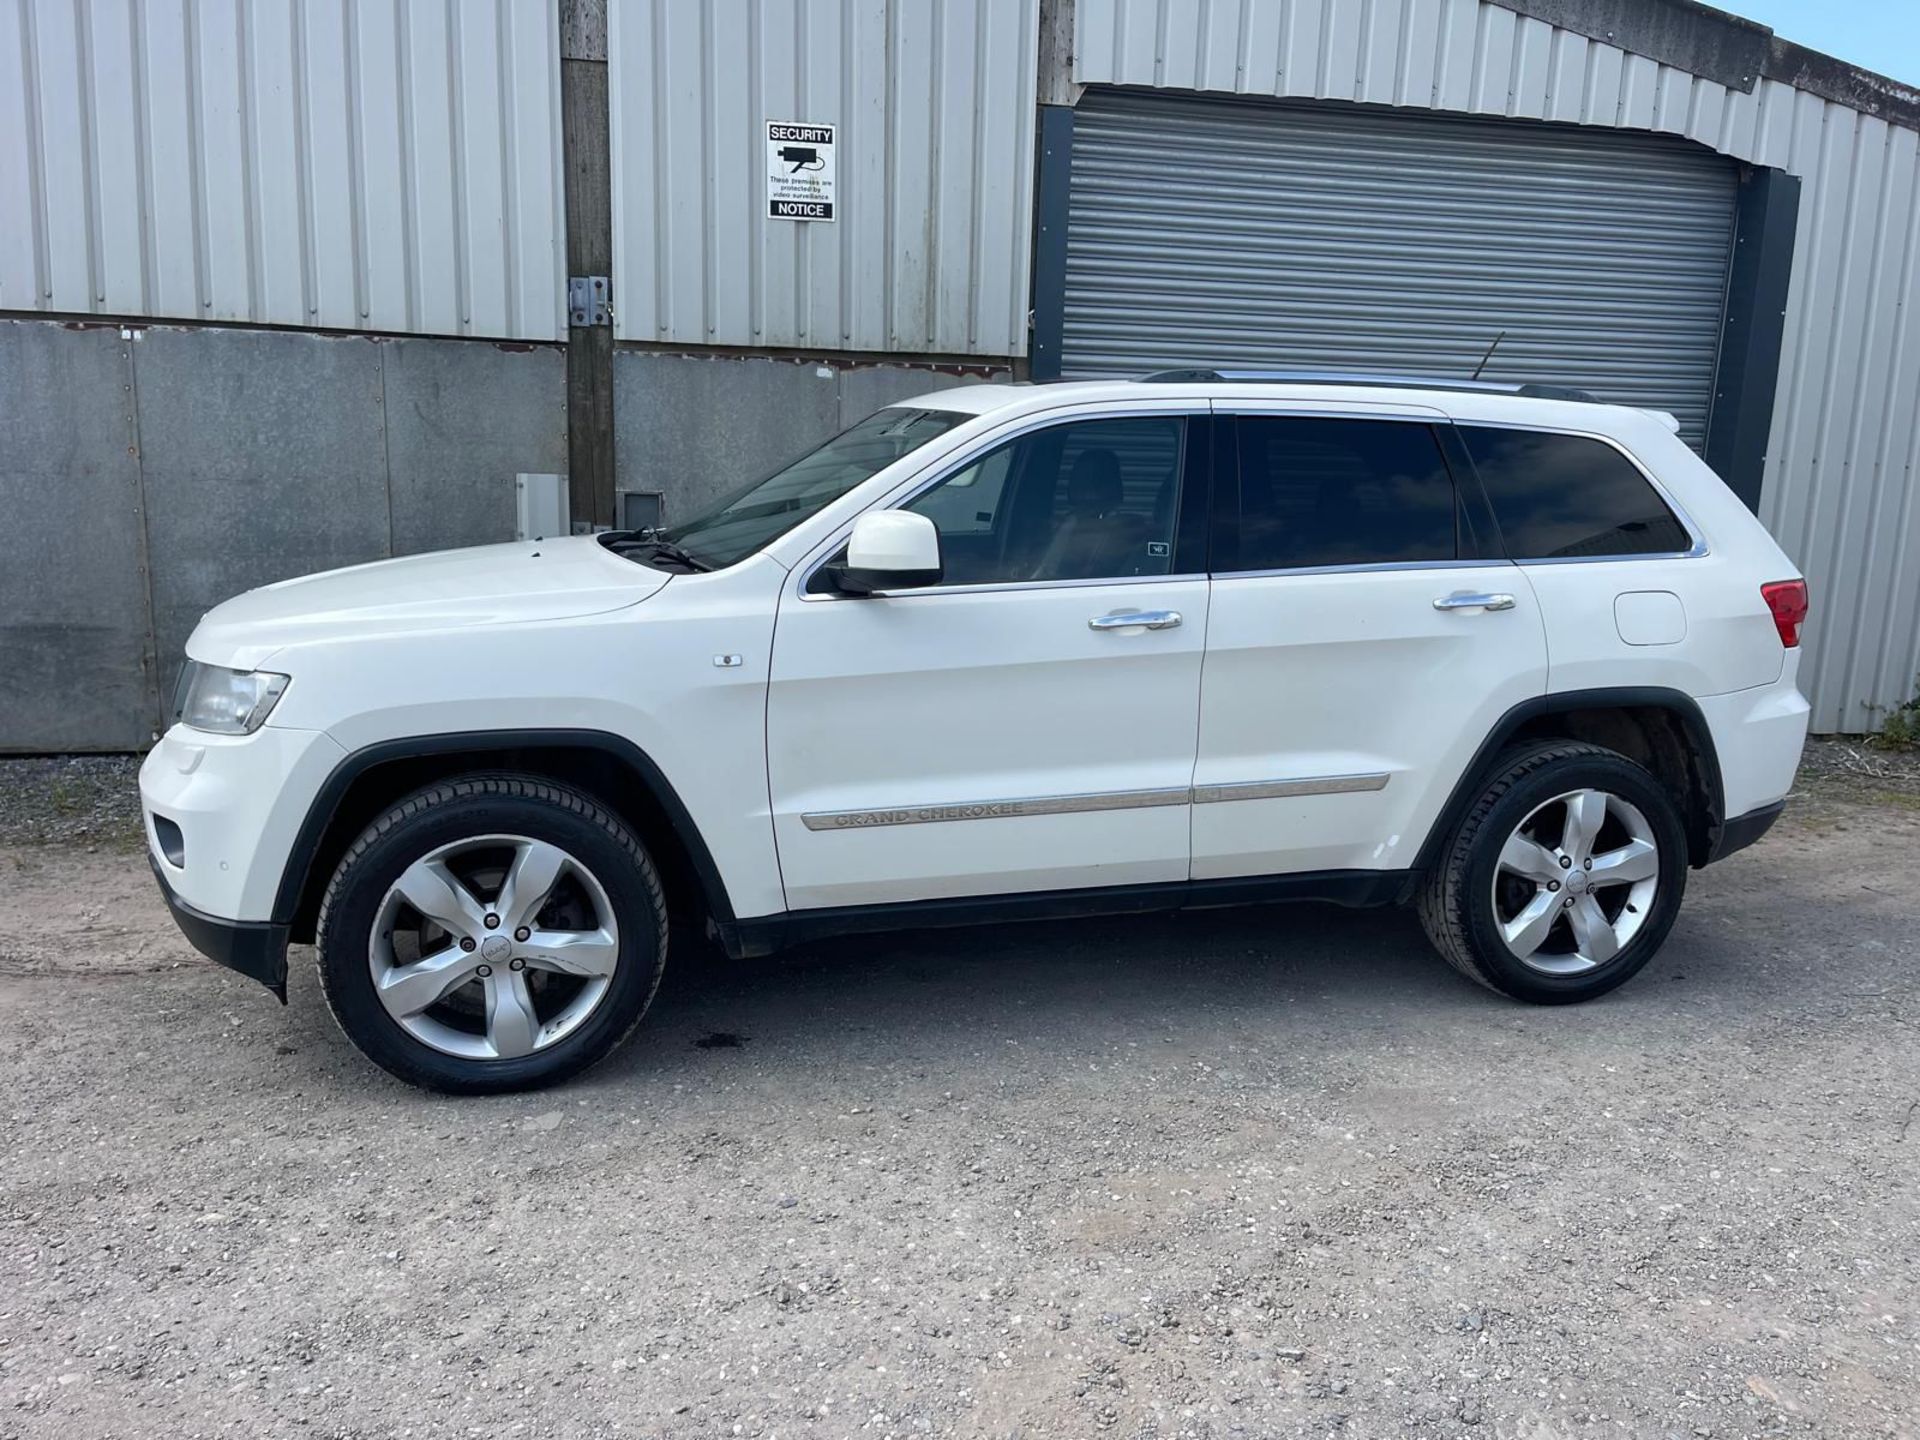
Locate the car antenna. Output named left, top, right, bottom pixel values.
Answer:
left=1470, top=330, right=1506, bottom=381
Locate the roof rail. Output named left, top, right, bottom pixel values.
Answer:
left=1136, top=368, right=1604, bottom=405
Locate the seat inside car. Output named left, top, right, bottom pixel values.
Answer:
left=1031, top=449, right=1146, bottom=580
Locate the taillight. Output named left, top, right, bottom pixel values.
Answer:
left=1761, top=579, right=1808, bottom=648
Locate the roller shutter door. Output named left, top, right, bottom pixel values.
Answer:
left=1062, top=91, right=1738, bottom=446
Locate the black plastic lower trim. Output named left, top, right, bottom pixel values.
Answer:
left=728, top=868, right=1415, bottom=955
left=1706, top=799, right=1785, bottom=864
left=150, top=857, right=290, bottom=1002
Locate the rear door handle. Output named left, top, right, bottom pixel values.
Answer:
left=1089, top=609, right=1183, bottom=631
left=1432, top=592, right=1516, bottom=613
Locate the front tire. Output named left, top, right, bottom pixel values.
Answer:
left=1418, top=741, right=1688, bottom=1004
left=316, top=775, right=667, bottom=1093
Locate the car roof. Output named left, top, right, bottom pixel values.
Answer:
left=888, top=373, right=1682, bottom=435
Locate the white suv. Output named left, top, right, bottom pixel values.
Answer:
left=141, top=373, right=1811, bottom=1093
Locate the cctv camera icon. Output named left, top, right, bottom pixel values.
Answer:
left=777, top=145, right=825, bottom=173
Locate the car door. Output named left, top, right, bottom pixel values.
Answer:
left=1190, top=404, right=1548, bottom=880
left=767, top=407, right=1212, bottom=911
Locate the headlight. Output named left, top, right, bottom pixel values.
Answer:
left=177, top=663, right=290, bottom=735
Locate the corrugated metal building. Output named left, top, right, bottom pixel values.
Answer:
left=0, top=0, right=566, bottom=339
left=1, top=0, right=1916, bottom=746
left=1045, top=0, right=1920, bottom=734
left=607, top=0, right=1039, bottom=355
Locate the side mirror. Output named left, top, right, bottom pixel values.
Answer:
left=828, top=511, right=943, bottom=595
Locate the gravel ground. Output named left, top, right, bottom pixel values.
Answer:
left=1, top=758, right=1917, bottom=1439
left=1788, top=738, right=1920, bottom=815
left=0, top=756, right=144, bottom=851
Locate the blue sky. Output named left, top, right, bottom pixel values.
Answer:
left=1723, top=0, right=1920, bottom=87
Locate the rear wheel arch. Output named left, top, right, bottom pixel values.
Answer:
left=276, top=730, right=736, bottom=947
left=1418, top=688, right=1725, bottom=873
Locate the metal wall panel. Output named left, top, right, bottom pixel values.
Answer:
left=608, top=0, right=1040, bottom=356
left=1062, top=92, right=1737, bottom=446
left=1073, top=0, right=1920, bottom=733
left=0, top=0, right=565, bottom=341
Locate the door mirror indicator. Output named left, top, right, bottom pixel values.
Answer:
left=829, top=511, right=944, bottom=595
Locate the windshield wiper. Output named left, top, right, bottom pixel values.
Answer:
left=608, top=532, right=710, bottom=573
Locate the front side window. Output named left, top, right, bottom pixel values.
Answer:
left=1459, top=427, right=1692, bottom=559
left=648, top=407, right=970, bottom=570
left=892, top=416, right=1187, bottom=587
left=1227, top=417, right=1458, bottom=572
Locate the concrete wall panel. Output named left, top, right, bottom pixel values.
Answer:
left=0, top=322, right=156, bottom=751
left=134, top=328, right=392, bottom=702
left=615, top=355, right=844, bottom=523
left=383, top=339, right=568, bottom=556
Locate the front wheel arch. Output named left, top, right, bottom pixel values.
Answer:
left=277, top=731, right=735, bottom=947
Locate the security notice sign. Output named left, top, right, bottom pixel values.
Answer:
left=767, top=121, right=836, bottom=221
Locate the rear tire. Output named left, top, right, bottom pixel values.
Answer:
left=1418, top=741, right=1687, bottom=1004
left=316, top=774, right=667, bottom=1093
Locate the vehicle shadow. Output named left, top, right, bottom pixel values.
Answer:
left=585, top=899, right=1521, bottom=1088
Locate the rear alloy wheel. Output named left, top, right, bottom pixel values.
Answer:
left=317, top=775, right=666, bottom=1093
left=1419, top=741, right=1688, bottom=1003
left=1492, top=789, right=1661, bottom=976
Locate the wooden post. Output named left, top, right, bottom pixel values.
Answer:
left=560, top=0, right=615, bottom=530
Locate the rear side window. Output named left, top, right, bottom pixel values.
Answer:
left=1459, top=427, right=1692, bottom=560
left=1228, top=417, right=1458, bottom=572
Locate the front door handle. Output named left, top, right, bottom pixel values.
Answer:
left=1432, top=592, right=1516, bottom=613
left=1089, top=609, right=1183, bottom=631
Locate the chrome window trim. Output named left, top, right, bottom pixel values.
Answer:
left=1446, top=418, right=1711, bottom=563
left=804, top=571, right=1212, bottom=602
left=1212, top=557, right=1514, bottom=582
left=792, top=403, right=1207, bottom=604
left=800, top=773, right=1392, bottom=830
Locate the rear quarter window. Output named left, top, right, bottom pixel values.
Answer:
left=1459, top=427, right=1692, bottom=560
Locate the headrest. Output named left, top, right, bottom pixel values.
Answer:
left=1067, top=449, right=1123, bottom=512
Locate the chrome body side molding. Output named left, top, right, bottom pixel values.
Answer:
left=801, top=773, right=1391, bottom=831
left=1190, top=773, right=1390, bottom=804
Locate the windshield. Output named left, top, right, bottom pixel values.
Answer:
left=650, top=407, right=971, bottom=570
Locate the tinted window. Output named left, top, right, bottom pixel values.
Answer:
left=902, top=416, right=1186, bottom=585
left=1230, top=418, right=1457, bottom=572
left=1460, top=427, right=1691, bottom=559
left=907, top=444, right=1014, bottom=536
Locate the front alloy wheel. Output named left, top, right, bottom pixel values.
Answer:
left=370, top=835, right=622, bottom=1060
left=318, top=775, right=667, bottom=1093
